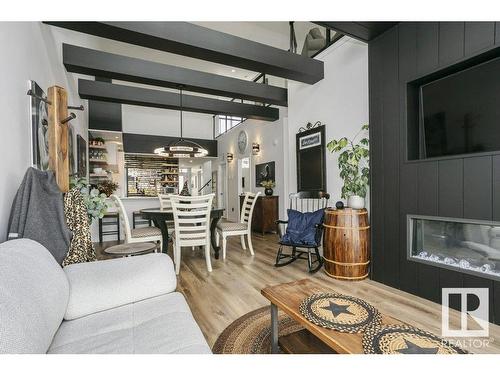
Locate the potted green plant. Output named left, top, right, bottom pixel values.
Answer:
left=70, top=177, right=110, bottom=223
left=94, top=137, right=105, bottom=146
left=260, top=180, right=276, bottom=196
left=327, top=124, right=369, bottom=209
left=97, top=180, right=119, bottom=197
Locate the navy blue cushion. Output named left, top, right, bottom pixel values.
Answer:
left=281, top=208, right=324, bottom=246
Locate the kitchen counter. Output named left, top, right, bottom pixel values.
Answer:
left=91, top=196, right=160, bottom=242
left=118, top=196, right=159, bottom=200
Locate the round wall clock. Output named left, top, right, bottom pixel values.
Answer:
left=237, top=130, right=248, bottom=154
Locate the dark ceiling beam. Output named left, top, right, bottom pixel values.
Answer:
left=78, top=79, right=279, bottom=122
left=314, top=22, right=398, bottom=42
left=63, top=44, right=287, bottom=106
left=45, top=21, right=324, bottom=84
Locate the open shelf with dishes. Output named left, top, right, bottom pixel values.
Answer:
left=88, top=144, right=107, bottom=150
left=125, top=154, right=179, bottom=197
left=87, top=130, right=124, bottom=187
left=88, top=145, right=108, bottom=183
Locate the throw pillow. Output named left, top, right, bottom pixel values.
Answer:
left=281, top=208, right=325, bottom=246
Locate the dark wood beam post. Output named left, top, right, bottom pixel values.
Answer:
left=45, top=21, right=324, bottom=84
left=63, top=44, right=288, bottom=106
left=78, top=79, right=279, bottom=122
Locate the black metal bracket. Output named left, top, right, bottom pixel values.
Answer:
left=27, top=89, right=52, bottom=105
left=289, top=21, right=297, bottom=54
left=298, top=120, right=325, bottom=133
left=61, top=112, right=76, bottom=124
left=28, top=89, right=84, bottom=112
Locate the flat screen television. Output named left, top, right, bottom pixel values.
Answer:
left=419, top=57, right=500, bottom=159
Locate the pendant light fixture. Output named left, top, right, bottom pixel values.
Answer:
left=154, top=86, right=208, bottom=158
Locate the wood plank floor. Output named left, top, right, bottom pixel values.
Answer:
left=96, top=233, right=500, bottom=354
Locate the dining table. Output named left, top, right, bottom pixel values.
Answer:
left=140, top=207, right=225, bottom=259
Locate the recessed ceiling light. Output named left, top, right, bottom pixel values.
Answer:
left=231, top=69, right=236, bottom=73
left=115, top=136, right=119, bottom=139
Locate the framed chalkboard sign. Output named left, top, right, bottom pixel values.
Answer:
left=296, top=125, right=326, bottom=192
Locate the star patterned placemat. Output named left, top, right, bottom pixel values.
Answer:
left=299, top=292, right=382, bottom=333
left=362, top=324, right=468, bottom=354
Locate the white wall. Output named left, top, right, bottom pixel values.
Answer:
left=0, top=23, right=368, bottom=244
left=121, top=105, right=213, bottom=139
left=201, top=160, right=213, bottom=195
left=215, top=108, right=287, bottom=222
left=286, top=37, right=369, bottom=206
left=0, top=22, right=215, bottom=242
left=209, top=37, right=369, bottom=223
left=0, top=22, right=88, bottom=242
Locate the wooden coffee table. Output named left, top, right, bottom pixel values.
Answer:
left=261, top=278, right=403, bottom=354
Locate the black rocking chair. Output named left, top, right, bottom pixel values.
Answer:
left=275, top=191, right=330, bottom=273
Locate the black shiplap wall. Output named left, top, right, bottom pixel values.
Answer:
left=369, top=22, right=500, bottom=324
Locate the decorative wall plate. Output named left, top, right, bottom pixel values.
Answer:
left=237, top=130, right=248, bottom=154
left=299, top=292, right=381, bottom=333
left=362, top=324, right=468, bottom=354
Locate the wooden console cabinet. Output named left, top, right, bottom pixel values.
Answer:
left=239, top=195, right=279, bottom=235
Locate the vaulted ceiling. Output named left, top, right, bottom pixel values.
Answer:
left=45, top=21, right=332, bottom=122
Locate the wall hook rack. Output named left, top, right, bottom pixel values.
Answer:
left=68, top=105, right=84, bottom=111
left=61, top=112, right=76, bottom=124
left=27, top=89, right=52, bottom=105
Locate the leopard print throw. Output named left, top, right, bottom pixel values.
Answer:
left=63, top=188, right=96, bottom=266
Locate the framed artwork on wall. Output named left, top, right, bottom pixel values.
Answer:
left=296, top=125, right=326, bottom=192
left=77, top=135, right=87, bottom=178
left=29, top=80, right=49, bottom=170
left=255, top=161, right=275, bottom=187
left=68, top=124, right=75, bottom=176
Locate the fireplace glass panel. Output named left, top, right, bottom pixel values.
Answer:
left=409, top=215, right=500, bottom=281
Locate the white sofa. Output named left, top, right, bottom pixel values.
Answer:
left=0, top=239, right=211, bottom=354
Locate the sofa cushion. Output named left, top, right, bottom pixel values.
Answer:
left=63, top=253, right=177, bottom=320
left=48, top=292, right=211, bottom=354
left=0, top=239, right=69, bottom=353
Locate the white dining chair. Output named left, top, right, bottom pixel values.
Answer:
left=170, top=194, right=214, bottom=275
left=110, top=195, right=162, bottom=252
left=158, top=193, right=173, bottom=211
left=158, top=193, right=175, bottom=238
left=216, top=191, right=261, bottom=260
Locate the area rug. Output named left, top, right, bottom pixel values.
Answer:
left=212, top=306, right=302, bottom=354
left=362, top=324, right=468, bottom=354
left=299, top=292, right=381, bottom=333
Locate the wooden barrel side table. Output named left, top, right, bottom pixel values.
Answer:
left=322, top=208, right=370, bottom=280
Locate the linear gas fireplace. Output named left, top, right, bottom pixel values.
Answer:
left=408, top=215, right=500, bottom=281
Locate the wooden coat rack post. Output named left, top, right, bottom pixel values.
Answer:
left=47, top=85, right=70, bottom=192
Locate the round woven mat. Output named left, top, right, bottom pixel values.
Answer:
left=362, top=324, right=468, bottom=354
left=299, top=292, right=381, bottom=333
left=212, top=306, right=302, bottom=354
